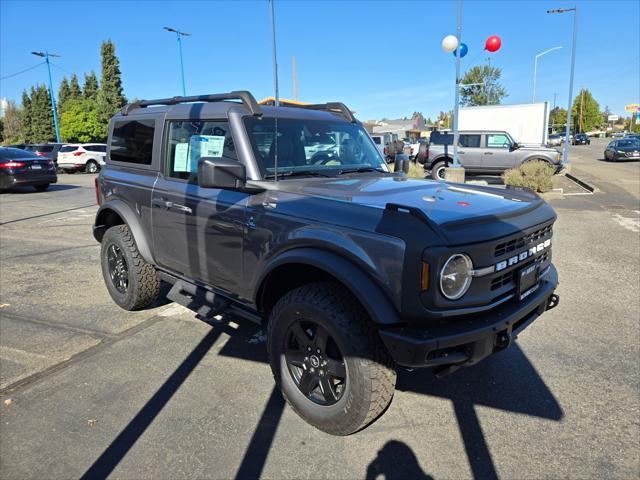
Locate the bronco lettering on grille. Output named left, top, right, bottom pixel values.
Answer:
left=495, top=239, right=551, bottom=272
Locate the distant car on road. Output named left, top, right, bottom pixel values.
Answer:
left=572, top=133, right=590, bottom=145
left=604, top=139, right=640, bottom=161
left=57, top=143, right=107, bottom=173
left=25, top=143, right=65, bottom=164
left=548, top=134, right=563, bottom=146
left=0, top=147, right=57, bottom=192
left=610, top=131, right=625, bottom=138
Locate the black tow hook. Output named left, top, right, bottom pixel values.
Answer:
left=494, top=331, right=511, bottom=349
left=546, top=294, right=560, bottom=311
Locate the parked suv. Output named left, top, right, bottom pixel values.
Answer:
left=94, top=91, right=560, bottom=435
left=421, top=130, right=562, bottom=180
left=25, top=143, right=65, bottom=164
left=57, top=143, right=107, bottom=173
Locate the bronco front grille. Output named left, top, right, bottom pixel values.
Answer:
left=494, top=225, right=553, bottom=258
left=490, top=251, right=550, bottom=291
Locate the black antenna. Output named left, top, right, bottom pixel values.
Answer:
left=269, top=0, right=280, bottom=181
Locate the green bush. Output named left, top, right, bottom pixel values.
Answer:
left=502, top=161, right=555, bottom=193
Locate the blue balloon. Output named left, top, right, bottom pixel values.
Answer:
left=452, top=43, right=468, bottom=58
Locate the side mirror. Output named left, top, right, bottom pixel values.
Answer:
left=510, top=142, right=520, bottom=151
left=197, top=157, right=246, bottom=189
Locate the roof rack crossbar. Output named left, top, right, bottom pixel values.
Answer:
left=294, top=102, right=357, bottom=123
left=120, top=90, right=263, bottom=116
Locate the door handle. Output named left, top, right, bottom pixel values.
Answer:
left=152, top=198, right=173, bottom=209
left=171, top=204, right=193, bottom=214
left=458, top=150, right=465, bottom=154
left=484, top=152, right=494, bottom=155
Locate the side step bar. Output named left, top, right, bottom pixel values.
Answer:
left=158, top=271, right=263, bottom=325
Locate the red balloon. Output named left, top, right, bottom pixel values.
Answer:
left=485, top=35, right=502, bottom=52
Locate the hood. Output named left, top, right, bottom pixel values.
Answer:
left=275, top=174, right=544, bottom=227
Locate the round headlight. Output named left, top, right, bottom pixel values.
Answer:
left=440, top=254, right=473, bottom=300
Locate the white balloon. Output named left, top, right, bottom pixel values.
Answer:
left=442, top=35, right=459, bottom=53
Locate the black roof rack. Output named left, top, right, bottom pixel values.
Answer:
left=120, top=90, right=263, bottom=116
left=258, top=99, right=357, bottom=123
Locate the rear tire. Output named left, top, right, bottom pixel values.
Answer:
left=100, top=225, right=160, bottom=310
left=85, top=160, right=99, bottom=174
left=34, top=184, right=49, bottom=192
left=267, top=282, right=396, bottom=435
left=431, top=160, right=447, bottom=181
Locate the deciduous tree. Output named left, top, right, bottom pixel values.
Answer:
left=2, top=100, right=25, bottom=143
left=460, top=66, right=508, bottom=106
left=60, top=99, right=104, bottom=142
left=571, top=89, right=601, bottom=133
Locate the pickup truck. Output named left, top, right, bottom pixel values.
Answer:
left=420, top=130, right=562, bottom=180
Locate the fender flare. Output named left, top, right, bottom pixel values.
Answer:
left=255, top=247, right=401, bottom=326
left=93, top=199, right=155, bottom=265
left=430, top=155, right=451, bottom=168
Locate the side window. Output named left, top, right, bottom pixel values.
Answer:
left=372, top=137, right=381, bottom=145
left=110, top=119, right=155, bottom=165
left=486, top=134, right=510, bottom=148
left=459, top=134, right=481, bottom=148
left=165, top=120, right=237, bottom=182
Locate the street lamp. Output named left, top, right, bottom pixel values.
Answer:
left=31, top=51, right=61, bottom=143
left=164, top=26, right=190, bottom=96
left=532, top=46, right=562, bottom=103
left=548, top=6, right=577, bottom=168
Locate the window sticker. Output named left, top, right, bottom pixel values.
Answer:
left=173, top=143, right=190, bottom=172
left=188, top=135, right=225, bottom=170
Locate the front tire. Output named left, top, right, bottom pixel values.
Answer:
left=267, top=282, right=396, bottom=435
left=430, top=160, right=447, bottom=181
left=100, top=225, right=160, bottom=310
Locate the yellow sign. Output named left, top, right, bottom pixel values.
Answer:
left=624, top=103, right=639, bottom=113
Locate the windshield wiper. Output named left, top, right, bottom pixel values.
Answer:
left=264, top=170, right=335, bottom=179
left=336, top=167, right=386, bottom=175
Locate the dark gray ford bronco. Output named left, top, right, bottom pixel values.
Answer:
left=93, top=91, right=559, bottom=435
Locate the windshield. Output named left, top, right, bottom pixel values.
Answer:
left=618, top=139, right=640, bottom=148
left=244, top=117, right=388, bottom=178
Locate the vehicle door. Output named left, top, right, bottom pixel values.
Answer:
left=151, top=119, right=248, bottom=294
left=457, top=134, right=482, bottom=171
left=482, top=133, right=515, bottom=170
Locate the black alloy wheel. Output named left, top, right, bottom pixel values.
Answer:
left=284, top=319, right=346, bottom=406
left=107, top=243, right=128, bottom=294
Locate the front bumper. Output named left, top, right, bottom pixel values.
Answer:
left=379, top=264, right=559, bottom=369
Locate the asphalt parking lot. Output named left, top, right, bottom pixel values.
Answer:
left=1, top=142, right=638, bottom=479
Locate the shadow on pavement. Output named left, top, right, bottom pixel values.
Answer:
left=1, top=184, right=82, bottom=194
left=80, top=315, right=562, bottom=480
left=365, top=440, right=433, bottom=480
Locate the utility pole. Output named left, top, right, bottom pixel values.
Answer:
left=292, top=56, right=297, bottom=101
left=547, top=6, right=578, bottom=168
left=31, top=51, right=61, bottom=143
left=552, top=92, right=558, bottom=132
left=579, top=87, right=584, bottom=133
left=164, top=27, right=190, bottom=96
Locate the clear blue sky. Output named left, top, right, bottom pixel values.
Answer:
left=1, top=0, right=638, bottom=120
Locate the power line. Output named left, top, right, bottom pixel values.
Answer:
left=49, top=62, right=73, bottom=75
left=0, top=61, right=46, bottom=81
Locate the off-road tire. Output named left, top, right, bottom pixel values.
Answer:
left=431, top=160, right=447, bottom=180
left=267, top=282, right=396, bottom=435
left=100, top=224, right=159, bottom=310
left=34, top=184, right=50, bottom=192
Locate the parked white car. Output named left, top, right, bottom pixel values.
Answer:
left=57, top=144, right=107, bottom=173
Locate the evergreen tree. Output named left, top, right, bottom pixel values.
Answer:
left=69, top=74, right=82, bottom=101
left=58, top=77, right=71, bottom=110
left=98, top=39, right=126, bottom=124
left=460, top=66, right=508, bottom=106
left=571, top=89, right=601, bottom=133
left=83, top=71, right=99, bottom=100
left=21, top=90, right=32, bottom=142
left=29, top=85, right=55, bottom=142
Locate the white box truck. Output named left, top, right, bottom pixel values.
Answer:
left=458, top=102, right=549, bottom=146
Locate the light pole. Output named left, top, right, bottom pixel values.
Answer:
left=532, top=46, right=562, bottom=103
left=548, top=6, right=577, bottom=168
left=31, top=51, right=61, bottom=143
left=451, top=0, right=463, bottom=170
left=164, top=27, right=190, bottom=96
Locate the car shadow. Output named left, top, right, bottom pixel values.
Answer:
left=1, top=184, right=81, bottom=194
left=79, top=310, right=563, bottom=480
